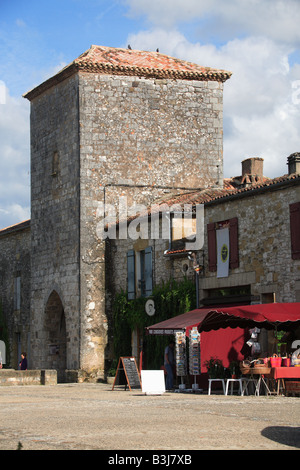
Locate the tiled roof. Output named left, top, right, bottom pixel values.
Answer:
left=113, top=173, right=300, bottom=227
left=0, top=219, right=30, bottom=237
left=207, top=172, right=300, bottom=205
left=24, top=45, right=232, bottom=100
left=160, top=173, right=300, bottom=208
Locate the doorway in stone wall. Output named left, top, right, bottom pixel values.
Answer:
left=44, top=290, right=67, bottom=382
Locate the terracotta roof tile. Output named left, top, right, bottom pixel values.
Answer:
left=76, top=45, right=231, bottom=79
left=129, top=172, right=300, bottom=218
left=24, top=45, right=232, bottom=100
left=0, top=219, right=30, bottom=237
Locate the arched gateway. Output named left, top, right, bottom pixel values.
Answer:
left=44, top=290, right=67, bottom=382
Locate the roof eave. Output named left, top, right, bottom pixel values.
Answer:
left=23, top=46, right=232, bottom=101
left=23, top=62, right=79, bottom=101
left=204, top=174, right=300, bottom=207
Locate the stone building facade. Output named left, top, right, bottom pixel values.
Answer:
left=107, top=155, right=300, bottom=362
left=201, top=170, right=300, bottom=306
left=0, top=45, right=231, bottom=380
left=0, top=221, right=31, bottom=368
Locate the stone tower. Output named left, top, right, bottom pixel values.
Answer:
left=24, top=45, right=231, bottom=381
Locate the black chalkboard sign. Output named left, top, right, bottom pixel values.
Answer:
left=112, top=357, right=141, bottom=391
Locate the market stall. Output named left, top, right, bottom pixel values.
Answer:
left=146, top=308, right=248, bottom=389
left=146, top=303, right=300, bottom=394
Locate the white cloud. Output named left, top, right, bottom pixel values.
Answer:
left=126, top=0, right=300, bottom=45
left=0, top=204, right=30, bottom=227
left=0, top=84, right=30, bottom=229
left=126, top=28, right=300, bottom=179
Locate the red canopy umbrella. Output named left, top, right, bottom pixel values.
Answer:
left=145, top=308, right=212, bottom=336
left=146, top=303, right=300, bottom=335
left=198, top=303, right=300, bottom=332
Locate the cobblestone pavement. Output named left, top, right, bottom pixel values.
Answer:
left=0, top=382, right=299, bottom=451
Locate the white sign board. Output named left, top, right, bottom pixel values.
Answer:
left=141, top=370, right=166, bottom=395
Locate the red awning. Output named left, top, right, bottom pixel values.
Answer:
left=146, top=308, right=212, bottom=336
left=199, top=303, right=300, bottom=332
left=145, top=303, right=300, bottom=335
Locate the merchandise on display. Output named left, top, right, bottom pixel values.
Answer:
left=189, top=327, right=201, bottom=376
left=175, top=331, right=187, bottom=377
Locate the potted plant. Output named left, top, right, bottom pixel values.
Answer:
left=229, top=361, right=240, bottom=379
left=204, top=357, right=225, bottom=379
left=106, top=359, right=118, bottom=384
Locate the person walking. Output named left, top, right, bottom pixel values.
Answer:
left=164, top=340, right=175, bottom=390
left=19, top=352, right=28, bottom=370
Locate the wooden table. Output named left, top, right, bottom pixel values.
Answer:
left=270, top=367, right=300, bottom=395
left=241, top=367, right=300, bottom=395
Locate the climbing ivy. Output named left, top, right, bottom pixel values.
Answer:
left=112, top=277, right=196, bottom=370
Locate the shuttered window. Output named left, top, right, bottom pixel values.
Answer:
left=290, top=202, right=300, bottom=260
left=127, top=247, right=153, bottom=299
left=127, top=250, right=135, bottom=300
left=144, top=246, right=153, bottom=297
left=207, top=223, right=217, bottom=272
left=207, top=218, right=239, bottom=271
left=229, top=218, right=239, bottom=269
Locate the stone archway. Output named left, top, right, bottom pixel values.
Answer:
left=44, top=290, right=67, bottom=382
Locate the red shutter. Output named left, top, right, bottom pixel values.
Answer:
left=290, top=202, right=300, bottom=260
left=207, top=223, right=217, bottom=271
left=229, top=217, right=239, bottom=269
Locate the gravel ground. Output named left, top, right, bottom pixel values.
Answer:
left=0, top=382, right=299, bottom=451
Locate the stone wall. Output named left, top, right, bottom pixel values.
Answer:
left=105, top=219, right=196, bottom=364
left=29, top=75, right=81, bottom=377
left=77, top=72, right=225, bottom=378
left=0, top=223, right=31, bottom=368
left=78, top=73, right=224, bottom=206
left=22, top=64, right=226, bottom=380
left=107, top=180, right=300, bottom=317
left=201, top=183, right=300, bottom=303
left=0, top=369, right=57, bottom=386
left=107, top=235, right=194, bottom=298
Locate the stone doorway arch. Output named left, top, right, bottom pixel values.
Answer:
left=44, top=290, right=67, bottom=382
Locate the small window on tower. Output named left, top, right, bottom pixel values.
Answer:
left=52, top=151, right=59, bottom=177
left=14, top=275, right=21, bottom=310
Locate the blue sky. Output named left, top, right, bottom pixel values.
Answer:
left=0, top=0, right=300, bottom=229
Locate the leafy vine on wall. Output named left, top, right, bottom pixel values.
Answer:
left=111, top=277, right=196, bottom=371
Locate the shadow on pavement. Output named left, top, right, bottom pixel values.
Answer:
left=261, top=426, right=300, bottom=448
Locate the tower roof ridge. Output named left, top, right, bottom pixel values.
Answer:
left=24, top=45, right=232, bottom=100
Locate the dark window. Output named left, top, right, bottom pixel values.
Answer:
left=290, top=202, right=300, bottom=260
left=127, top=247, right=153, bottom=299
left=143, top=246, right=153, bottom=297
left=127, top=250, right=135, bottom=300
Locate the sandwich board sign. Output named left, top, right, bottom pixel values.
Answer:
left=112, top=357, right=141, bottom=391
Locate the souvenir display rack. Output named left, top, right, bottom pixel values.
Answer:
left=189, top=327, right=201, bottom=389
left=189, top=327, right=201, bottom=376
left=175, top=331, right=187, bottom=383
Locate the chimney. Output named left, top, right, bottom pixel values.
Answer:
left=287, top=153, right=300, bottom=175
left=241, top=157, right=264, bottom=186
